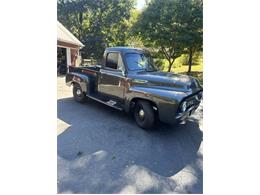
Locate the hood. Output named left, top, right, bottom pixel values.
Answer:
left=130, top=71, right=201, bottom=92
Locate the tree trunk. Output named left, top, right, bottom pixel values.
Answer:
left=188, top=48, right=193, bottom=73
left=78, top=12, right=83, bottom=40
left=167, top=60, right=174, bottom=72
left=161, top=46, right=175, bottom=72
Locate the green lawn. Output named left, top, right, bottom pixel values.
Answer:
left=172, top=64, right=203, bottom=73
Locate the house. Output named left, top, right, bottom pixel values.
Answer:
left=57, top=21, right=84, bottom=74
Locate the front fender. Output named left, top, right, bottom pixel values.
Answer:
left=125, top=86, right=188, bottom=124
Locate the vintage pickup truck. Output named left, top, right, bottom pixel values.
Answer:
left=66, top=47, right=203, bottom=129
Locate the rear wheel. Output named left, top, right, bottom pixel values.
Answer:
left=73, top=83, right=86, bottom=103
left=134, top=100, right=155, bottom=129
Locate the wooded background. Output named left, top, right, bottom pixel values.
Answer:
left=58, top=0, right=203, bottom=81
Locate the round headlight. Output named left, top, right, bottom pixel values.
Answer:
left=181, top=101, right=187, bottom=112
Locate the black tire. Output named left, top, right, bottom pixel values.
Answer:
left=134, top=100, right=155, bottom=129
left=73, top=83, right=86, bottom=103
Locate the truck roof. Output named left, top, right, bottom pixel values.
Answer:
left=105, top=47, right=144, bottom=53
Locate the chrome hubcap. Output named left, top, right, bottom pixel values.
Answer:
left=139, top=109, right=145, bottom=119
left=76, top=89, right=82, bottom=96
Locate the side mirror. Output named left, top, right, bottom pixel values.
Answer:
left=122, top=69, right=127, bottom=77
left=118, top=66, right=127, bottom=76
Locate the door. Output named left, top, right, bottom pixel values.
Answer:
left=98, top=52, right=126, bottom=102
left=57, top=47, right=67, bottom=74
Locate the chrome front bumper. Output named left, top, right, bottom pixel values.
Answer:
left=175, top=104, right=199, bottom=121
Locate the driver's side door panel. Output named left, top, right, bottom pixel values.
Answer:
left=98, top=69, right=126, bottom=101
left=98, top=52, right=126, bottom=102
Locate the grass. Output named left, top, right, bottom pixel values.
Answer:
left=173, top=64, right=203, bottom=85
left=173, top=64, right=203, bottom=73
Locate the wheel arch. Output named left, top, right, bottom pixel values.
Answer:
left=129, top=97, right=158, bottom=114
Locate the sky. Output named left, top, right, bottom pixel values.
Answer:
left=135, top=0, right=146, bottom=10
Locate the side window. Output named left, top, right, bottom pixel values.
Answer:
left=106, top=53, right=119, bottom=69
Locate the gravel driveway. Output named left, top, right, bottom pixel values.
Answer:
left=57, top=76, right=203, bottom=194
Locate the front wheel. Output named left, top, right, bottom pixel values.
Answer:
left=134, top=100, right=155, bottom=129
left=73, top=83, right=86, bottom=103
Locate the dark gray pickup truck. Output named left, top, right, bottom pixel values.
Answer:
left=66, top=47, right=203, bottom=129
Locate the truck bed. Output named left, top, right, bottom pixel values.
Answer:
left=67, top=65, right=102, bottom=94
left=68, top=65, right=101, bottom=73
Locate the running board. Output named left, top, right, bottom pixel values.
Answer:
left=86, top=95, right=123, bottom=111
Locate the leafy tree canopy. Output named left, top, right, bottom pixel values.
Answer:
left=133, top=0, right=202, bottom=72
left=58, top=0, right=203, bottom=73
left=58, top=0, right=136, bottom=59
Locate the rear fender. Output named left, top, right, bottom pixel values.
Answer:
left=65, top=72, right=90, bottom=94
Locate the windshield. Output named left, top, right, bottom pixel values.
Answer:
left=125, top=53, right=157, bottom=72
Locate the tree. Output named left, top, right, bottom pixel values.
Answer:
left=133, top=0, right=193, bottom=72
left=183, top=0, right=203, bottom=73
left=85, top=0, right=136, bottom=59
left=58, top=0, right=136, bottom=59
left=57, top=0, right=92, bottom=41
